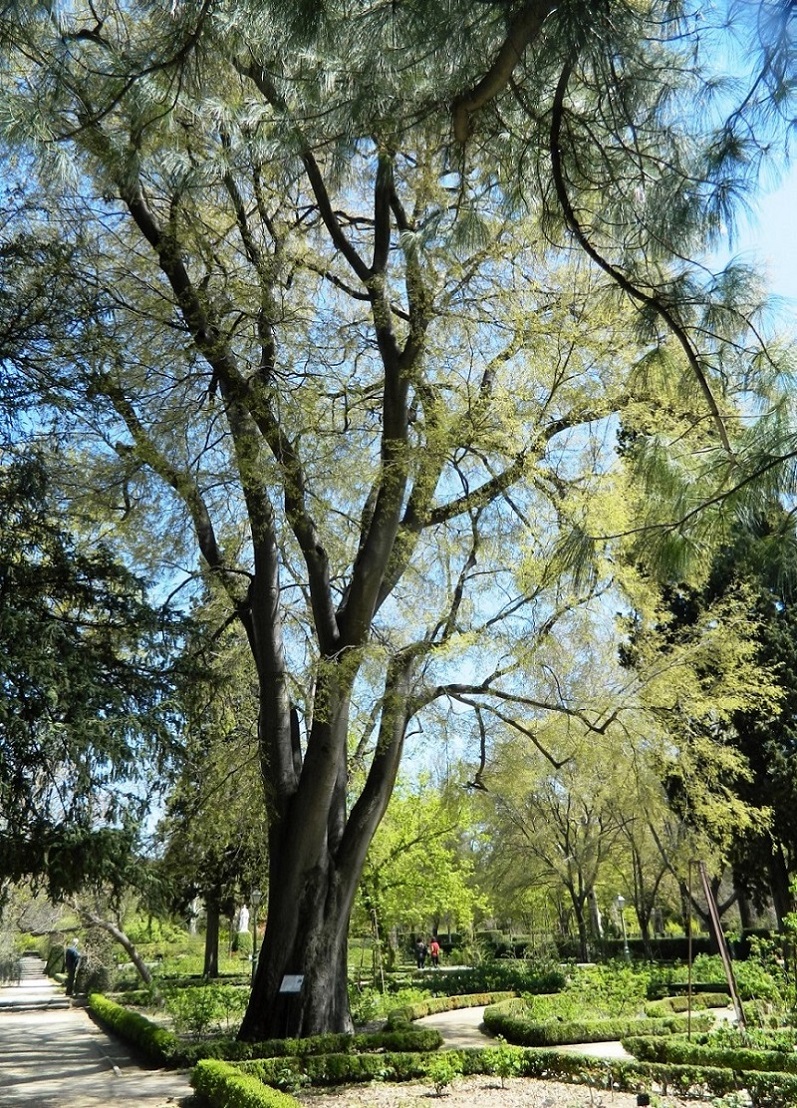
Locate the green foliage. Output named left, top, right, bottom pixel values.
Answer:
left=191, top=1060, right=302, bottom=1108
left=357, top=780, right=488, bottom=940
left=348, top=984, right=382, bottom=1024
left=88, top=993, right=179, bottom=1064
left=385, top=992, right=518, bottom=1030
left=164, top=984, right=248, bottom=1038
left=418, top=963, right=566, bottom=997
left=240, top=1052, right=431, bottom=1087
left=482, top=1036, right=524, bottom=1087
left=482, top=996, right=713, bottom=1047
left=4, top=0, right=795, bottom=1038
left=90, top=989, right=443, bottom=1068
left=208, top=1043, right=797, bottom=1106
left=123, top=916, right=190, bottom=948
left=0, top=449, right=193, bottom=896
left=424, top=1052, right=463, bottom=1095
left=623, top=1033, right=797, bottom=1075
left=644, top=993, right=730, bottom=1016
left=233, top=932, right=254, bottom=958
left=549, top=963, right=649, bottom=1019
left=692, top=953, right=785, bottom=1004
left=708, top=1022, right=797, bottom=1053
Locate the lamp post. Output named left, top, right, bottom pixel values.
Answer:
left=251, top=888, right=262, bottom=986
left=616, top=895, right=630, bottom=961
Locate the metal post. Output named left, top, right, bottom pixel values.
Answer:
left=687, top=862, right=694, bottom=1040
left=616, top=895, right=630, bottom=961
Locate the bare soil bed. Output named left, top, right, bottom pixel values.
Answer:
left=298, top=1073, right=718, bottom=1108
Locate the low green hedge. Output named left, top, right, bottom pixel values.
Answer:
left=240, top=1050, right=434, bottom=1087
left=623, top=1034, right=797, bottom=1075
left=385, top=991, right=517, bottom=1029
left=416, top=966, right=566, bottom=997
left=174, top=1026, right=443, bottom=1067
left=89, top=993, right=442, bottom=1067
left=646, top=979, right=729, bottom=1000
left=644, top=993, right=730, bottom=1016
left=225, top=1044, right=797, bottom=1106
left=192, top=1059, right=302, bottom=1108
left=88, top=993, right=179, bottom=1063
left=482, top=997, right=713, bottom=1047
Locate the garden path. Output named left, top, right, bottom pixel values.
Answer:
left=0, top=966, right=195, bottom=1107
left=416, top=1004, right=635, bottom=1059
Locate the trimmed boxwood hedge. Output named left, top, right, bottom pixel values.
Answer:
left=623, top=1034, right=797, bottom=1075
left=173, top=1026, right=444, bottom=1067
left=385, top=991, right=517, bottom=1029
left=88, top=992, right=179, bottom=1063
left=240, top=1050, right=435, bottom=1086
left=644, top=993, right=730, bottom=1016
left=226, top=1045, right=797, bottom=1106
left=192, top=1059, right=303, bottom=1108
left=416, top=966, right=566, bottom=997
left=88, top=993, right=442, bottom=1067
left=482, top=997, right=713, bottom=1046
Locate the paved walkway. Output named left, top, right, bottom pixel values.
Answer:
left=0, top=966, right=194, bottom=1107
left=417, top=1004, right=634, bottom=1059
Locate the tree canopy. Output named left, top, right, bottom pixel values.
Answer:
left=0, top=0, right=794, bottom=1036
left=0, top=448, right=185, bottom=899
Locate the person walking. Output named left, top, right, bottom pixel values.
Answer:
left=415, top=937, right=427, bottom=969
left=64, top=939, right=81, bottom=996
left=429, top=937, right=441, bottom=967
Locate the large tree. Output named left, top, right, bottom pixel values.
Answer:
left=0, top=448, right=184, bottom=899
left=0, top=1, right=792, bottom=1037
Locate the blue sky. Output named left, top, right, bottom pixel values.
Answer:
left=735, top=164, right=797, bottom=308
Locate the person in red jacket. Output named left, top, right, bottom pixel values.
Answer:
left=429, top=937, right=441, bottom=967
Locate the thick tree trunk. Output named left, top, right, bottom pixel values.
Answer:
left=204, top=899, right=220, bottom=979
left=238, top=859, right=355, bottom=1039
left=768, top=844, right=793, bottom=929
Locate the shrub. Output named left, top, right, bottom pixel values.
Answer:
left=192, top=1059, right=302, bottom=1108
left=385, top=991, right=517, bottom=1029
left=240, top=1052, right=432, bottom=1087
left=349, top=984, right=382, bottom=1025
left=417, top=963, right=565, bottom=997
left=165, top=986, right=224, bottom=1037
left=482, top=997, right=713, bottom=1047
left=622, top=1034, right=797, bottom=1075
left=482, top=1036, right=524, bottom=1088
left=161, top=984, right=249, bottom=1038
left=424, top=1052, right=462, bottom=1095
left=233, top=931, right=253, bottom=958
left=644, top=993, right=730, bottom=1016
left=88, top=993, right=179, bottom=1064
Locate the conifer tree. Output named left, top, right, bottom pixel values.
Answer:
left=0, top=1, right=793, bottom=1036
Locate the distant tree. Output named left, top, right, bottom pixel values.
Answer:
left=0, top=448, right=186, bottom=898
left=157, top=606, right=269, bottom=978
left=356, top=779, right=487, bottom=972
left=667, top=511, right=797, bottom=927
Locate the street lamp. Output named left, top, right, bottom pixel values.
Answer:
left=251, top=889, right=262, bottom=985
left=616, top=895, right=630, bottom=961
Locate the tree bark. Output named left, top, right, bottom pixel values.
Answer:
left=204, top=899, right=220, bottom=979
left=237, top=644, right=413, bottom=1039
left=768, top=843, right=793, bottom=929
left=238, top=852, right=355, bottom=1038
left=74, top=906, right=153, bottom=987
